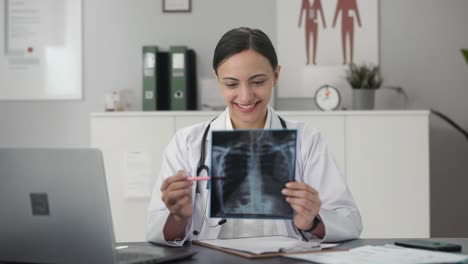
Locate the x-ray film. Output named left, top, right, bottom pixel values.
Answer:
left=210, top=129, right=297, bottom=219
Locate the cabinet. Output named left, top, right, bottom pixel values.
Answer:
left=90, top=111, right=429, bottom=242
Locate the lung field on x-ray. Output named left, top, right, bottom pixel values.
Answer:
left=210, top=130, right=296, bottom=219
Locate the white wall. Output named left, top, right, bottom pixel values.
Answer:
left=1, top=0, right=468, bottom=237
left=0, top=0, right=276, bottom=147
left=279, top=0, right=468, bottom=237
left=379, top=0, right=468, bottom=237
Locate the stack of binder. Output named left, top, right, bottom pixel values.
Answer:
left=142, top=45, right=197, bottom=111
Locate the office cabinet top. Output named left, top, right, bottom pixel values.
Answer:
left=91, top=110, right=430, bottom=118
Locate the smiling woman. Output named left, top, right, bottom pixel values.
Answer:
left=216, top=50, right=278, bottom=129
left=147, top=27, right=363, bottom=247
left=213, top=28, right=281, bottom=129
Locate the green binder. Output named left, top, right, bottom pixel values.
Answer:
left=142, top=46, right=158, bottom=111
left=169, top=46, right=197, bottom=110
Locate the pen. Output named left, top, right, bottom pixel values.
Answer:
left=115, top=245, right=128, bottom=250
left=187, top=176, right=211, bottom=181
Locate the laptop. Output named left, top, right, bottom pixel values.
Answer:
left=0, top=148, right=196, bottom=264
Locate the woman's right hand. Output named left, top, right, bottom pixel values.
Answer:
left=160, top=170, right=193, bottom=223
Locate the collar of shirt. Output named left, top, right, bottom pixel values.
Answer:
left=225, top=107, right=272, bottom=130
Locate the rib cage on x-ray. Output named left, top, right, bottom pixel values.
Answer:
left=210, top=130, right=296, bottom=219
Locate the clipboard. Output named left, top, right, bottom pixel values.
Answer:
left=193, top=237, right=348, bottom=259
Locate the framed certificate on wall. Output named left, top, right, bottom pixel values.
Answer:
left=0, top=0, right=82, bottom=100
left=163, top=0, right=191, bottom=13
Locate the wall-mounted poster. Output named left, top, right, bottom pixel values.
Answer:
left=0, top=0, right=82, bottom=100
left=276, top=0, right=379, bottom=99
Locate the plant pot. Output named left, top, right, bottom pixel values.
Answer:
left=352, top=89, right=376, bottom=110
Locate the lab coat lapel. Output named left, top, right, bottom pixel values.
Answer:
left=195, top=109, right=227, bottom=240
left=206, top=108, right=228, bottom=142
left=269, top=106, right=284, bottom=129
left=201, top=108, right=227, bottom=178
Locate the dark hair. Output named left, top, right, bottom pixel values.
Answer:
left=212, top=27, right=278, bottom=75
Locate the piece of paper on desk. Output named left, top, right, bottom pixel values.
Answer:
left=196, top=236, right=337, bottom=254
left=124, top=150, right=152, bottom=198
left=286, top=244, right=468, bottom=264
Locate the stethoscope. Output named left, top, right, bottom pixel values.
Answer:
left=192, top=115, right=287, bottom=236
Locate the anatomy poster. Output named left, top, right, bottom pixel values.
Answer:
left=277, top=0, right=379, bottom=98
left=210, top=129, right=297, bottom=219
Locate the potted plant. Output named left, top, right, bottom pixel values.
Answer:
left=346, top=63, right=383, bottom=110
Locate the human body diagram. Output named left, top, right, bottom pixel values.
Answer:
left=298, top=0, right=363, bottom=65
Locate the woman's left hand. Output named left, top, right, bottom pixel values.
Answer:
left=282, top=181, right=321, bottom=231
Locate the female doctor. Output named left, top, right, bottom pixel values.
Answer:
left=147, top=27, right=362, bottom=246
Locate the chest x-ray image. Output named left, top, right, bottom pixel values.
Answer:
left=210, top=129, right=297, bottom=219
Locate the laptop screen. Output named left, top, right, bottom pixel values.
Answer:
left=0, top=148, right=117, bottom=263
left=0, top=148, right=196, bottom=264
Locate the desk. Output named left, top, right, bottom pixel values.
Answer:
left=124, top=238, right=468, bottom=264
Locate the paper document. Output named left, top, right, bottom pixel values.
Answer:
left=124, top=150, right=152, bottom=198
left=286, top=244, right=468, bottom=264
left=196, top=236, right=337, bottom=254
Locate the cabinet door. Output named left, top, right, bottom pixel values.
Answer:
left=282, top=115, right=346, bottom=178
left=175, top=114, right=220, bottom=130
left=91, top=116, right=175, bottom=242
left=345, top=114, right=429, bottom=238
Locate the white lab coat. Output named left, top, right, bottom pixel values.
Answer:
left=147, top=107, right=362, bottom=246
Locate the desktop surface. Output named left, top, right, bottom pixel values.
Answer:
left=118, top=238, right=468, bottom=264
left=1, top=238, right=466, bottom=263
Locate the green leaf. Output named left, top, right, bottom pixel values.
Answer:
left=345, top=63, right=383, bottom=89
left=462, top=49, right=468, bottom=64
